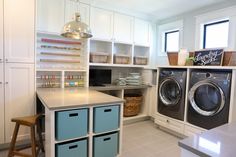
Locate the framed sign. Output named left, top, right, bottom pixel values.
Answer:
left=193, top=49, right=224, bottom=66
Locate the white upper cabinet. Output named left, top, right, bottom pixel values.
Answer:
left=4, top=63, right=35, bottom=143
left=4, top=0, right=35, bottom=63
left=65, top=0, right=90, bottom=25
left=0, top=0, right=3, bottom=63
left=134, top=18, right=150, bottom=46
left=90, top=7, right=113, bottom=40
left=0, top=63, right=4, bottom=144
left=113, top=13, right=134, bottom=43
left=37, top=0, right=65, bottom=34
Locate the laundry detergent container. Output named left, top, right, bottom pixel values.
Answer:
left=55, top=108, right=88, bottom=140
left=93, top=105, right=120, bottom=133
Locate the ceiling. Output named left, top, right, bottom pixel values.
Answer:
left=82, top=0, right=230, bottom=21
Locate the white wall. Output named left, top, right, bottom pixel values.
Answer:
left=156, top=0, right=236, bottom=66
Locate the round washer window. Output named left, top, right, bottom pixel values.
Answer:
left=159, top=78, right=181, bottom=106
left=189, top=81, right=225, bottom=116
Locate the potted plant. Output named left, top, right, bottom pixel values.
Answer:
left=185, top=56, right=195, bottom=66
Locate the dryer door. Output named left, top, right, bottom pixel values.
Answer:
left=159, top=78, right=182, bottom=106
left=188, top=81, right=225, bottom=116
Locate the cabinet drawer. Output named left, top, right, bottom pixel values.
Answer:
left=93, top=105, right=120, bottom=133
left=93, top=132, right=119, bottom=157
left=155, top=114, right=184, bottom=134
left=56, top=109, right=88, bottom=141
left=56, top=139, right=88, bottom=157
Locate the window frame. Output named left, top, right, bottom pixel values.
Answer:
left=164, top=30, right=180, bottom=52
left=203, top=19, right=229, bottom=49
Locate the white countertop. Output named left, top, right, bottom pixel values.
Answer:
left=37, top=88, right=124, bottom=110
left=179, top=122, right=236, bottom=157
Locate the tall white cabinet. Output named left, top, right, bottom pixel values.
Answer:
left=0, top=0, right=3, bottom=62
left=90, top=7, right=114, bottom=40
left=4, top=64, right=35, bottom=142
left=0, top=64, right=4, bottom=144
left=134, top=18, right=150, bottom=46
left=37, top=0, right=65, bottom=34
left=1, top=0, right=35, bottom=143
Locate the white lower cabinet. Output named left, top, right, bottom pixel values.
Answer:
left=4, top=63, right=35, bottom=142
left=0, top=63, right=4, bottom=144
left=184, top=125, right=205, bottom=137
left=155, top=114, right=184, bottom=134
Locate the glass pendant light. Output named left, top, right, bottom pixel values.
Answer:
left=61, top=13, right=92, bottom=39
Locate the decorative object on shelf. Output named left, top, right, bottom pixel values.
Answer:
left=134, top=56, right=148, bottom=65
left=41, top=45, right=81, bottom=51
left=90, top=52, right=109, bottom=63
left=116, top=78, right=126, bottom=86
left=167, top=52, right=178, bottom=65
left=40, top=59, right=80, bottom=63
left=178, top=48, right=189, bottom=66
left=193, top=49, right=224, bottom=66
left=222, top=51, right=236, bottom=66
left=61, top=13, right=92, bottom=39
left=185, top=57, right=195, bottom=66
left=114, top=54, right=130, bottom=64
left=126, top=73, right=142, bottom=86
left=41, top=38, right=82, bottom=45
left=124, top=94, right=142, bottom=117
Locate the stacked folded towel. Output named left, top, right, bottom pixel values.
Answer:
left=126, top=73, right=142, bottom=86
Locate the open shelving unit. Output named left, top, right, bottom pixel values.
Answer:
left=36, top=33, right=89, bottom=88
left=89, top=39, right=150, bottom=67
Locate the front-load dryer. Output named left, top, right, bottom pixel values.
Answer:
left=187, top=70, right=232, bottom=130
left=158, top=68, right=187, bottom=121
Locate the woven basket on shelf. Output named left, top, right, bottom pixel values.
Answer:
left=124, top=94, right=142, bottom=117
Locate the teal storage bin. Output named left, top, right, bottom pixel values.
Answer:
left=56, top=139, right=88, bottom=157
left=93, top=132, right=119, bottom=157
left=93, top=105, right=120, bottom=133
left=56, top=109, right=88, bottom=141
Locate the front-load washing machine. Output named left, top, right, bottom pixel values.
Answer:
left=187, top=70, right=232, bottom=129
left=158, top=68, right=187, bottom=121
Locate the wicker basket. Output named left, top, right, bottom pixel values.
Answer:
left=90, top=52, right=109, bottom=63
left=124, top=94, right=142, bottom=117
left=114, top=54, right=130, bottom=64
left=134, top=56, right=148, bottom=65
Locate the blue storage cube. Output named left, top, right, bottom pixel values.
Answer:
left=93, top=132, right=119, bottom=157
left=56, top=139, right=88, bottom=157
left=93, top=105, right=120, bottom=133
left=56, top=109, right=88, bottom=141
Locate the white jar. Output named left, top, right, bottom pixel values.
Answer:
left=178, top=48, right=189, bottom=66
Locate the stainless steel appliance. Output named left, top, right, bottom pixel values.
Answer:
left=158, top=69, right=187, bottom=121
left=187, top=70, right=232, bottom=129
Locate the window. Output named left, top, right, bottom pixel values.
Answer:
left=164, top=30, right=180, bottom=52
left=203, top=20, right=229, bottom=49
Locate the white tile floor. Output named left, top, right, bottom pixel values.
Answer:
left=0, top=120, right=181, bottom=157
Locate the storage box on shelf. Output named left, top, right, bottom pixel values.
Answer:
left=133, top=45, right=149, bottom=65
left=90, top=40, right=112, bottom=64
left=114, top=54, right=130, bottom=64
left=113, top=43, right=132, bottom=64
left=36, top=33, right=89, bottom=88
left=134, top=56, right=148, bottom=65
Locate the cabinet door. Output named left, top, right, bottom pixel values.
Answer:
left=5, top=63, right=35, bottom=143
left=4, top=0, right=35, bottom=63
left=0, top=0, right=3, bottom=62
left=0, top=63, right=4, bottom=144
left=90, top=7, right=113, bottom=40
left=65, top=1, right=90, bottom=25
left=134, top=18, right=150, bottom=46
left=37, top=0, right=65, bottom=34
left=113, top=13, right=134, bottom=43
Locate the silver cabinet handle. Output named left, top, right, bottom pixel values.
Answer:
left=5, top=59, right=8, bottom=62
left=5, top=82, right=8, bottom=84
left=0, top=58, right=2, bottom=62
left=0, top=82, right=2, bottom=84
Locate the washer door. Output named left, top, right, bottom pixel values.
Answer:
left=189, top=81, right=225, bottom=116
left=159, top=78, right=181, bottom=106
